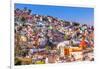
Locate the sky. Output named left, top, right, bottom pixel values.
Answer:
left=15, top=3, right=94, bottom=25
